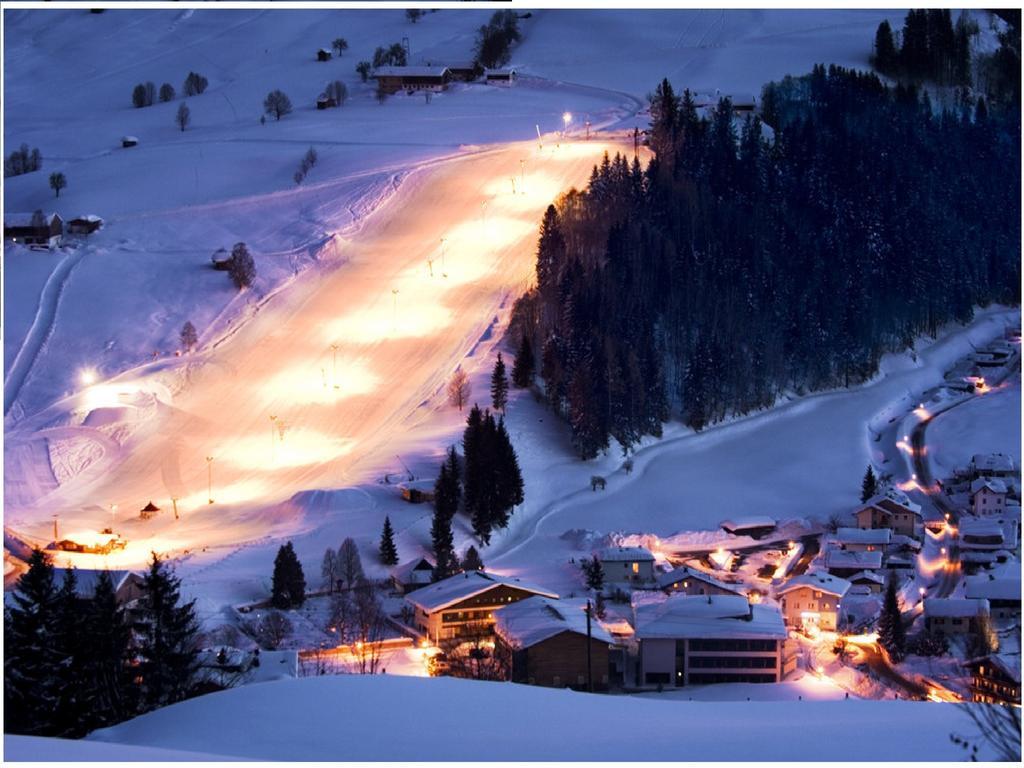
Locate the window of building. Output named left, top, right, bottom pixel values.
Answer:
left=632, top=562, right=639, bottom=574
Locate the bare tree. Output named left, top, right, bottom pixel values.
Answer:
left=951, top=704, right=1021, bottom=762
left=176, top=102, right=191, bottom=132
left=329, top=582, right=389, bottom=674
left=263, top=89, right=293, bottom=121
left=331, top=37, right=349, bottom=57
left=48, top=172, right=67, bottom=198
left=441, top=629, right=509, bottom=681
left=337, top=538, right=364, bottom=590
left=321, top=547, right=339, bottom=593
left=243, top=610, right=293, bottom=650
left=325, top=80, right=347, bottom=106
left=447, top=369, right=471, bottom=411
left=159, top=82, right=176, bottom=102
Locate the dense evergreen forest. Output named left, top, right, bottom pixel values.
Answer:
left=511, top=57, right=1020, bottom=460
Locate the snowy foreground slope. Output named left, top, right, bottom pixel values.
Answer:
left=36, top=675, right=996, bottom=762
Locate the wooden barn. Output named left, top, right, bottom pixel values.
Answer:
left=372, top=66, right=451, bottom=95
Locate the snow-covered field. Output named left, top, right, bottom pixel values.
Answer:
left=927, top=372, right=1021, bottom=480
left=66, top=674, right=1001, bottom=761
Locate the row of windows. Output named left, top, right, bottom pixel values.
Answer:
left=930, top=617, right=965, bottom=625
left=688, top=673, right=777, bottom=685
left=688, top=656, right=777, bottom=669
left=688, top=639, right=778, bottom=653
left=441, top=609, right=493, bottom=623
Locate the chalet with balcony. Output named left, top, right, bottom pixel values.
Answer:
left=832, top=527, right=892, bottom=553
left=405, top=570, right=557, bottom=643
left=963, top=654, right=1021, bottom=705
left=656, top=565, right=745, bottom=597
left=775, top=572, right=850, bottom=632
left=373, top=66, right=451, bottom=95
left=853, top=489, right=922, bottom=538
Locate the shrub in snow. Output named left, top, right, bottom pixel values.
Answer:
left=355, top=61, right=372, bottom=83
left=182, top=71, right=209, bottom=97
left=159, top=82, right=176, bottom=102
left=175, top=102, right=191, bottom=132
left=228, top=242, right=256, bottom=290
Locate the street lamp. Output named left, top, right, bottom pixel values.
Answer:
left=79, top=369, right=97, bottom=387
left=440, top=237, right=448, bottom=278
left=391, top=288, right=400, bottom=329
left=519, top=158, right=526, bottom=193
left=206, top=456, right=215, bottom=504
left=562, top=111, right=572, bottom=136
left=330, top=343, right=340, bottom=389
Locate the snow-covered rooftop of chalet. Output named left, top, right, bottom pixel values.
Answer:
left=66, top=569, right=142, bottom=599
left=924, top=598, right=990, bottom=618
left=833, top=527, right=892, bottom=545
left=824, top=548, right=883, bottom=570
left=971, top=478, right=1009, bottom=496
left=960, top=517, right=1007, bottom=538
left=634, top=594, right=786, bottom=641
left=656, top=565, right=743, bottom=594
left=860, top=488, right=922, bottom=515
left=403, top=570, right=557, bottom=612
left=971, top=453, right=1017, bottom=472
left=392, top=557, right=435, bottom=584
left=965, top=575, right=1021, bottom=603
left=775, top=572, right=851, bottom=598
left=847, top=570, right=885, bottom=585
left=975, top=653, right=1021, bottom=684
left=720, top=516, right=776, bottom=532
left=4, top=212, right=59, bottom=227
left=372, top=66, right=450, bottom=78
left=597, top=546, right=654, bottom=562
left=494, top=596, right=615, bottom=648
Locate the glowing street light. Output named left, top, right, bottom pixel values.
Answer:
left=440, top=237, right=448, bottom=278
left=562, top=111, right=572, bottom=136
left=79, top=368, right=97, bottom=386
left=206, top=456, right=215, bottom=504
left=519, top=158, right=526, bottom=193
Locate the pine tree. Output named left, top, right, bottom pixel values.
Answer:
left=490, top=353, right=509, bottom=413
left=4, top=548, right=60, bottom=735
left=431, top=461, right=457, bottom=579
left=462, top=405, right=484, bottom=518
left=82, top=570, right=133, bottom=729
left=180, top=321, right=198, bottom=352
left=136, top=553, right=200, bottom=712
left=861, top=465, right=878, bottom=502
left=873, top=20, right=899, bottom=75
left=462, top=545, right=484, bottom=572
left=52, top=568, right=89, bottom=737
left=493, top=417, right=524, bottom=529
left=877, top=572, right=906, bottom=662
left=379, top=516, right=398, bottom=566
left=581, top=556, right=604, bottom=592
left=229, top=242, right=256, bottom=290
left=511, top=333, right=535, bottom=388
left=272, top=542, right=305, bottom=608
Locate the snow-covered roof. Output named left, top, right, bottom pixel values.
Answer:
left=975, top=653, right=1021, bottom=684
left=404, top=570, right=558, bottom=612
left=373, top=66, right=450, bottom=78
left=597, top=546, right=654, bottom=563
left=4, top=212, right=59, bottom=228
left=634, top=594, right=786, bottom=641
left=776, top=572, right=851, bottom=599
left=656, top=565, right=743, bottom=595
left=720, top=516, right=776, bottom=532
left=924, top=598, right=990, bottom=619
left=70, top=214, right=102, bottom=223
left=494, top=596, right=614, bottom=648
left=960, top=517, right=1006, bottom=539
left=971, top=478, right=1009, bottom=496
left=971, top=453, right=1016, bottom=473
left=961, top=551, right=998, bottom=564
left=484, top=68, right=516, bottom=76
left=833, top=527, right=891, bottom=546
left=860, top=488, right=922, bottom=516
left=122, top=135, right=138, bottom=142
left=66, top=569, right=141, bottom=599
left=965, top=575, right=1021, bottom=603
left=824, top=547, right=883, bottom=570
left=847, top=570, right=885, bottom=585
left=392, top=557, right=434, bottom=584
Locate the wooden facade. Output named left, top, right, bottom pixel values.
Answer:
left=415, top=583, right=548, bottom=642
left=498, top=629, right=610, bottom=690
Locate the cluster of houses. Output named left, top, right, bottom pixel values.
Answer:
left=371, top=63, right=516, bottom=96
left=4, top=211, right=103, bottom=250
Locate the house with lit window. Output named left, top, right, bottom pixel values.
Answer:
left=853, top=489, right=922, bottom=538
left=493, top=596, right=615, bottom=690
left=372, top=66, right=451, bottom=95
left=963, top=654, right=1021, bottom=705
left=596, top=546, right=655, bottom=587
left=391, top=557, right=435, bottom=594
left=634, top=594, right=787, bottom=687
left=965, top=573, right=1021, bottom=621
left=405, top=570, right=558, bottom=643
left=656, top=565, right=745, bottom=597
left=923, top=598, right=990, bottom=637
left=831, top=527, right=892, bottom=553
left=775, top=572, right=850, bottom=632
left=968, top=453, right=1017, bottom=480
left=823, top=546, right=883, bottom=579
left=4, top=211, right=63, bottom=249
left=970, top=479, right=1009, bottom=516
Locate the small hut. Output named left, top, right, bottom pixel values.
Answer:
left=316, top=48, right=332, bottom=62
left=68, top=215, right=103, bottom=235
left=316, top=93, right=336, bottom=110
left=211, top=247, right=233, bottom=270
left=122, top=136, right=139, bottom=148
left=140, top=501, right=160, bottom=520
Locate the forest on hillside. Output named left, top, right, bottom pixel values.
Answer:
left=511, top=52, right=1021, bottom=459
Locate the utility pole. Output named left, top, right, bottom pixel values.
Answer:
left=206, top=456, right=214, bottom=504
left=634, top=126, right=640, bottom=161
left=269, top=415, right=277, bottom=461
left=586, top=598, right=593, bottom=693
left=585, top=119, right=591, bottom=140
left=330, top=343, right=339, bottom=389
left=391, top=288, right=400, bottom=328
left=53, top=514, right=59, bottom=542
left=171, top=497, right=179, bottom=520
